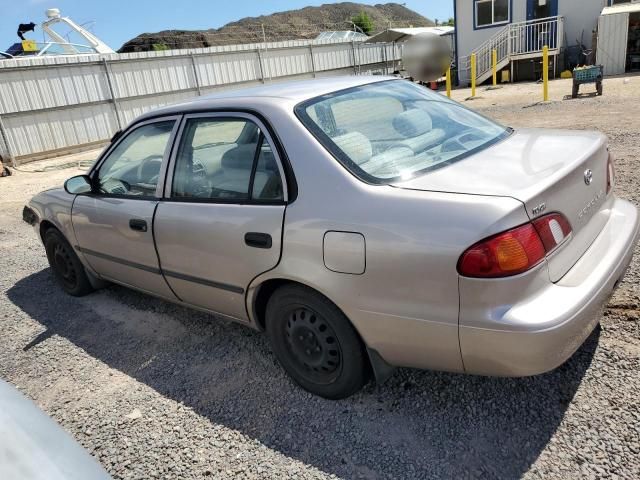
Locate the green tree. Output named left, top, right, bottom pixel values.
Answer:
left=351, top=11, right=373, bottom=35
left=444, top=17, right=455, bottom=27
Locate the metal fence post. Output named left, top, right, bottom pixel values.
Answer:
left=256, top=48, right=266, bottom=83
left=392, top=41, right=396, bottom=72
left=190, top=54, right=202, bottom=95
left=102, top=59, right=123, bottom=130
left=308, top=44, right=316, bottom=77
left=0, top=113, right=16, bottom=168
left=351, top=41, right=358, bottom=74
left=381, top=44, right=388, bottom=74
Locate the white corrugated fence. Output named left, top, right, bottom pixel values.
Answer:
left=0, top=38, right=401, bottom=164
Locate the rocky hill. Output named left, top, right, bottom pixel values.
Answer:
left=119, top=2, right=434, bottom=53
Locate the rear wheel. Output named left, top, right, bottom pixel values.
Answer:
left=44, top=229, right=93, bottom=296
left=572, top=83, right=579, bottom=99
left=265, top=285, right=369, bottom=399
left=596, top=81, right=603, bottom=96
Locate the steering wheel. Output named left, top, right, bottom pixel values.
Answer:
left=99, top=178, right=131, bottom=195
left=136, top=155, right=164, bottom=184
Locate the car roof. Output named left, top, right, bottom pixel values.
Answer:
left=135, top=75, right=397, bottom=122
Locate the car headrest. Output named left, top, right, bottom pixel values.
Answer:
left=221, top=144, right=257, bottom=170
left=393, top=109, right=433, bottom=137
left=331, top=132, right=372, bottom=165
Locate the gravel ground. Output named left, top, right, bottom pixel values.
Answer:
left=1, top=76, right=640, bottom=479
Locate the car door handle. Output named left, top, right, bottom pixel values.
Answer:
left=129, top=219, right=148, bottom=232
left=245, top=232, right=272, bottom=249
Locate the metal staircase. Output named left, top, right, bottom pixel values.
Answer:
left=459, top=16, right=564, bottom=86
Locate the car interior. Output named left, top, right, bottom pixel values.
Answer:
left=96, top=118, right=283, bottom=201
left=97, top=121, right=175, bottom=196
left=303, top=83, right=508, bottom=181
left=172, top=119, right=283, bottom=201
left=327, top=99, right=496, bottom=179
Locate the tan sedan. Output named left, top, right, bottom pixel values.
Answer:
left=24, top=77, right=639, bottom=398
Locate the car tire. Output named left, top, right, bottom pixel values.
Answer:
left=596, top=81, right=603, bottom=96
left=44, top=229, right=94, bottom=297
left=572, top=83, right=579, bottom=99
left=265, top=285, right=369, bottom=399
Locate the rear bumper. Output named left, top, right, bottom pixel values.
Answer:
left=459, top=197, right=640, bottom=376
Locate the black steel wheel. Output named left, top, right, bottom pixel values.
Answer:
left=285, top=306, right=343, bottom=383
left=266, top=285, right=369, bottom=399
left=44, top=229, right=94, bottom=296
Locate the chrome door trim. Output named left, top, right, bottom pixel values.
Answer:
left=162, top=270, right=245, bottom=294
left=75, top=246, right=161, bottom=274
left=76, top=245, right=245, bottom=294
left=88, top=115, right=183, bottom=199
left=163, top=111, right=289, bottom=202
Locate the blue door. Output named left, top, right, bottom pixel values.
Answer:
left=526, top=0, right=559, bottom=50
left=527, top=0, right=558, bottom=20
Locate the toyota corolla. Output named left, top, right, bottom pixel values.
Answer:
left=24, top=76, right=639, bottom=399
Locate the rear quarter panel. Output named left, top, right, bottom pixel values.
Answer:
left=250, top=104, right=531, bottom=372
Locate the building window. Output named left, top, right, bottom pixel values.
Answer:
left=475, top=0, right=510, bottom=29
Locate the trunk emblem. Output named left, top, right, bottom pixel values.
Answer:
left=584, top=169, right=593, bottom=186
left=578, top=190, right=605, bottom=220
left=532, top=203, right=547, bottom=216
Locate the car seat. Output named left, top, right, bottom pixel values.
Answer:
left=392, top=109, right=446, bottom=153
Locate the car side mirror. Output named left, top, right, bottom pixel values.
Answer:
left=64, top=175, right=93, bottom=195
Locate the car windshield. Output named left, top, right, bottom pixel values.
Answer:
left=295, top=80, right=510, bottom=184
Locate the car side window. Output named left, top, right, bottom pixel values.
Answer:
left=96, top=121, right=175, bottom=196
left=172, top=118, right=283, bottom=202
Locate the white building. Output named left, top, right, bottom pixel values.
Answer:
left=597, top=2, right=640, bottom=75
left=453, top=0, right=635, bottom=84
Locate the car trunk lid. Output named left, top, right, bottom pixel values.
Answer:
left=393, top=128, right=611, bottom=282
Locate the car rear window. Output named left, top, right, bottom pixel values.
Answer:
left=295, top=80, right=510, bottom=184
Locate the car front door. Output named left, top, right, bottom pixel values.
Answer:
left=153, top=113, right=288, bottom=321
left=72, top=116, right=180, bottom=299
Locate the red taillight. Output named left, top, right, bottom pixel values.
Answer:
left=458, top=213, right=572, bottom=278
left=532, top=213, right=572, bottom=253
left=607, top=152, right=615, bottom=194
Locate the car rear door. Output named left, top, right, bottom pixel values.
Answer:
left=153, top=112, right=288, bottom=321
left=72, top=116, right=180, bottom=299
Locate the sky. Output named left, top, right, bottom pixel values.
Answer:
left=1, top=0, right=454, bottom=51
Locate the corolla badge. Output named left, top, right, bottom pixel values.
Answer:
left=584, top=169, right=593, bottom=186
left=578, top=189, right=605, bottom=221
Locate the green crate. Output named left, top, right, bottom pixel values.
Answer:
left=573, top=66, right=602, bottom=83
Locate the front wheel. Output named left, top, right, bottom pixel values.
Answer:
left=44, top=229, right=94, bottom=297
left=266, top=285, right=369, bottom=399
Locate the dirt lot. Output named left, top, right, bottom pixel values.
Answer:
left=1, top=76, right=640, bottom=479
